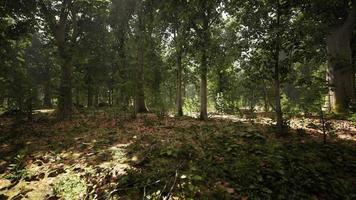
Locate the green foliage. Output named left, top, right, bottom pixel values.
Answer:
left=5, top=154, right=28, bottom=181
left=115, top=122, right=356, bottom=199
left=348, top=113, right=356, bottom=125
left=183, top=95, right=200, bottom=115
left=53, top=173, right=87, bottom=200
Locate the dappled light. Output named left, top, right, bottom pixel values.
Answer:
left=1, top=0, right=356, bottom=199
left=1, top=112, right=356, bottom=199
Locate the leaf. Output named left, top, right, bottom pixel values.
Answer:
left=192, top=175, right=203, bottom=181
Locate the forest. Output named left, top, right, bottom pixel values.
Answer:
left=0, top=0, right=356, bottom=199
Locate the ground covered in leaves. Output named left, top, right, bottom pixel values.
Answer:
left=0, top=111, right=355, bottom=200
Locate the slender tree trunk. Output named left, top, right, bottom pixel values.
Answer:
left=352, top=53, right=356, bottom=101
left=26, top=94, right=33, bottom=121
left=75, top=88, right=80, bottom=106
left=199, top=13, right=209, bottom=121
left=135, top=43, right=148, bottom=113
left=352, top=46, right=356, bottom=107
left=274, top=63, right=283, bottom=134
left=43, top=67, right=52, bottom=108
left=43, top=86, right=51, bottom=108
left=176, top=48, right=183, bottom=117
left=263, top=91, right=269, bottom=112
left=135, top=9, right=148, bottom=113
left=87, top=85, right=93, bottom=107
left=326, top=3, right=356, bottom=113
left=200, top=48, right=208, bottom=120
left=43, top=65, right=52, bottom=108
left=95, top=92, right=99, bottom=107
left=274, top=0, right=283, bottom=134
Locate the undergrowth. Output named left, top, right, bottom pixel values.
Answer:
left=115, top=123, right=356, bottom=200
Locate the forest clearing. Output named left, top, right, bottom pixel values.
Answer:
left=1, top=0, right=356, bottom=199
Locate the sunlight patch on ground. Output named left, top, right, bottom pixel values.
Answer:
left=211, top=113, right=356, bottom=141
left=99, top=144, right=131, bottom=172
left=289, top=118, right=356, bottom=141
left=34, top=109, right=55, bottom=114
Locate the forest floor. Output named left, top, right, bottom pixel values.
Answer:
left=0, top=110, right=355, bottom=200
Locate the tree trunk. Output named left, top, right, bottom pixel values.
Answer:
left=176, top=48, right=183, bottom=117
left=200, top=48, right=208, bottom=120
left=75, top=88, right=80, bottom=106
left=199, top=12, right=209, bottom=121
left=135, top=9, right=148, bottom=113
left=135, top=66, right=147, bottom=112
left=43, top=86, right=52, bottom=108
left=43, top=65, right=52, bottom=108
left=327, top=31, right=353, bottom=113
left=94, top=92, right=99, bottom=107
left=87, top=85, right=93, bottom=107
left=26, top=94, right=33, bottom=121
left=274, top=0, right=283, bottom=134
left=352, top=53, right=356, bottom=101
left=274, top=66, right=283, bottom=134
left=57, top=60, right=73, bottom=119
left=326, top=4, right=356, bottom=114
left=41, top=0, right=73, bottom=119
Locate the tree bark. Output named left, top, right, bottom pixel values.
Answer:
left=57, top=59, right=73, bottom=118
left=199, top=11, right=209, bottom=121
left=94, top=91, right=99, bottom=107
left=135, top=46, right=148, bottom=113
left=326, top=2, right=356, bottom=113
left=135, top=6, right=148, bottom=113
left=176, top=47, right=183, bottom=117
left=87, top=85, right=93, bottom=107
left=75, top=87, right=80, bottom=106
left=352, top=43, right=356, bottom=104
left=274, top=0, right=283, bottom=134
left=43, top=66, right=52, bottom=108
left=39, top=0, right=73, bottom=118
left=200, top=48, right=208, bottom=120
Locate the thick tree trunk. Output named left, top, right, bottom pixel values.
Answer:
left=57, top=60, right=72, bottom=119
left=326, top=4, right=356, bottom=114
left=327, top=31, right=354, bottom=114
left=327, top=31, right=353, bottom=113
left=176, top=49, right=183, bottom=117
left=41, top=0, right=73, bottom=119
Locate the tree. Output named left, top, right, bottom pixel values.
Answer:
left=158, top=0, right=192, bottom=116
left=189, top=0, right=223, bottom=120
left=39, top=0, right=76, bottom=118
left=301, top=0, right=356, bottom=113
